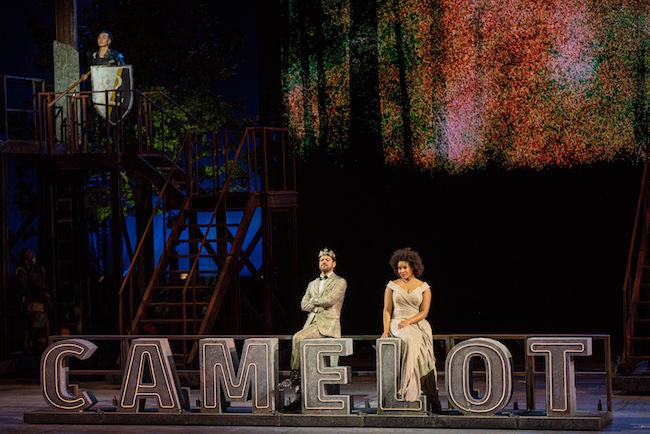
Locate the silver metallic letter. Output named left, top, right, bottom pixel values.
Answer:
left=527, top=337, right=592, bottom=416
left=118, top=338, right=184, bottom=412
left=446, top=337, right=513, bottom=415
left=376, top=338, right=425, bottom=414
left=300, top=338, right=353, bottom=414
left=199, top=338, right=279, bottom=414
left=41, top=339, right=97, bottom=411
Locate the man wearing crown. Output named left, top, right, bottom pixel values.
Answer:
left=280, top=247, right=347, bottom=411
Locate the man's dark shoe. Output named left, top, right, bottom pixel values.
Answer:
left=282, top=397, right=301, bottom=412
left=281, top=389, right=301, bottom=412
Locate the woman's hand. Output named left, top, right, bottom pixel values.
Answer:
left=380, top=330, right=391, bottom=338
left=397, top=319, right=410, bottom=329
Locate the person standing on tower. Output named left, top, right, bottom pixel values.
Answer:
left=87, top=30, right=125, bottom=67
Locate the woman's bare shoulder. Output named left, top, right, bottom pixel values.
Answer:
left=386, top=280, right=400, bottom=290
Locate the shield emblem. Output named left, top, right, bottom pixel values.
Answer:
left=91, top=65, right=134, bottom=125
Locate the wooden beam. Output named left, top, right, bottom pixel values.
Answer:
left=54, top=0, right=77, bottom=48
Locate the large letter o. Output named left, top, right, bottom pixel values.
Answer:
left=445, top=337, right=513, bottom=415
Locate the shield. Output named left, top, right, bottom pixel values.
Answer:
left=91, top=65, right=134, bottom=125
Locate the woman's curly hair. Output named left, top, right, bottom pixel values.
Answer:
left=389, top=247, right=424, bottom=277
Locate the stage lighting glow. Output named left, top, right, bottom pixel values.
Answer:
left=283, top=0, right=649, bottom=171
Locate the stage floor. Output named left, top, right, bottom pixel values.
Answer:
left=3, top=374, right=650, bottom=432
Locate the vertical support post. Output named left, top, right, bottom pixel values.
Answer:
left=526, top=353, right=537, bottom=411
left=188, top=209, right=198, bottom=334
left=260, top=129, right=268, bottom=191
left=605, top=336, right=612, bottom=412
left=525, top=335, right=536, bottom=411
left=231, top=273, right=242, bottom=334
left=53, top=0, right=79, bottom=143
left=55, top=0, right=77, bottom=47
left=74, top=173, right=88, bottom=334
left=2, top=76, right=8, bottom=140
left=262, top=207, right=273, bottom=333
left=212, top=131, right=217, bottom=194
left=134, top=177, right=153, bottom=307
left=110, top=167, right=123, bottom=315
left=184, top=131, right=191, bottom=196
left=291, top=132, right=296, bottom=190
left=81, top=94, right=87, bottom=152
left=47, top=171, right=58, bottom=302
left=288, top=206, right=299, bottom=308
left=47, top=94, right=54, bottom=155
left=0, top=154, right=8, bottom=359
left=37, top=81, right=45, bottom=151
left=245, top=131, right=252, bottom=191
left=32, top=80, right=39, bottom=143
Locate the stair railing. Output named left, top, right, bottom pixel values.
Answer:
left=142, top=91, right=212, bottom=131
left=119, top=129, right=192, bottom=334
left=622, top=162, right=648, bottom=372
left=122, top=128, right=249, bottom=336
left=36, top=88, right=198, bottom=156
left=122, top=126, right=292, bottom=337
left=1, top=75, right=46, bottom=145
left=135, top=89, right=212, bottom=156
left=179, top=127, right=259, bottom=333
left=137, top=90, right=219, bottom=197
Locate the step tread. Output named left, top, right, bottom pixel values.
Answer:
left=139, top=318, right=200, bottom=324
left=180, top=223, right=229, bottom=227
left=152, top=285, right=214, bottom=290
left=140, top=152, right=169, bottom=158
left=175, top=238, right=224, bottom=243
left=147, top=302, right=209, bottom=307
left=169, top=253, right=226, bottom=258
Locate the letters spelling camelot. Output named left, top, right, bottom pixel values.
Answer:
left=40, top=336, right=592, bottom=416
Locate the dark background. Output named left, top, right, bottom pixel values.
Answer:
left=0, top=1, right=641, bottom=357
left=296, top=160, right=639, bottom=346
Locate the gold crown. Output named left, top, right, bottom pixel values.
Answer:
left=318, top=247, right=336, bottom=260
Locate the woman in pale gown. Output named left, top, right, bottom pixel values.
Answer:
left=381, top=247, right=440, bottom=412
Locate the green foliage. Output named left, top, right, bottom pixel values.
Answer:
left=85, top=171, right=135, bottom=227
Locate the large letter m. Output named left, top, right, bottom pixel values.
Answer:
left=199, top=338, right=279, bottom=414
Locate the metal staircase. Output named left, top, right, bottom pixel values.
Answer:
left=622, top=162, right=650, bottom=383
left=118, top=123, right=296, bottom=364
left=3, top=83, right=296, bottom=351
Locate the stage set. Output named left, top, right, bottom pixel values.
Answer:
left=1, top=0, right=650, bottom=431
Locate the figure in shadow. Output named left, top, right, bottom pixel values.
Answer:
left=16, top=248, right=54, bottom=354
